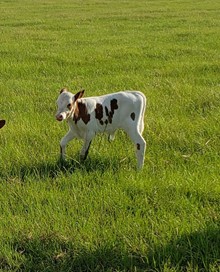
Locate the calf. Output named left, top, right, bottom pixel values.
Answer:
left=0, top=120, right=5, bottom=129
left=56, top=88, right=146, bottom=169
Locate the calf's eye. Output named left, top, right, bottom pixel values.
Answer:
left=67, top=103, right=72, bottom=109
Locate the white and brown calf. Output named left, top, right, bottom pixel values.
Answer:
left=56, top=88, right=146, bottom=169
left=0, top=120, right=5, bottom=129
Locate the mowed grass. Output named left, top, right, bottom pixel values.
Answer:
left=0, top=0, right=220, bottom=271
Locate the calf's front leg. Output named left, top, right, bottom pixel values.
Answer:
left=80, top=132, right=95, bottom=161
left=60, top=130, right=75, bottom=160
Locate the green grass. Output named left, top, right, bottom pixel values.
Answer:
left=0, top=0, right=220, bottom=271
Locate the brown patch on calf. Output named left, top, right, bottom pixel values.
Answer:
left=130, top=112, right=135, bottom=121
left=73, top=101, right=90, bottom=124
left=95, top=103, right=104, bottom=125
left=137, top=143, right=140, bottom=150
left=111, top=99, right=118, bottom=113
left=105, top=106, right=112, bottom=124
left=104, top=99, right=119, bottom=124
left=105, top=106, right=109, bottom=117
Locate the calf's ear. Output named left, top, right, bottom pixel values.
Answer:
left=74, top=90, right=85, bottom=102
left=60, top=88, right=68, bottom=94
left=0, top=120, right=6, bottom=129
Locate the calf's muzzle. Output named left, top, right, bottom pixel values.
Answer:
left=56, top=114, right=64, bottom=122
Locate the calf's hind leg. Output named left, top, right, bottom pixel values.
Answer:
left=126, top=128, right=146, bottom=169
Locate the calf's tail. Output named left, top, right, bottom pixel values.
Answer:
left=137, top=92, right=146, bottom=134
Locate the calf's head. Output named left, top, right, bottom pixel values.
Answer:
left=0, top=120, right=5, bottom=129
left=56, top=88, right=84, bottom=121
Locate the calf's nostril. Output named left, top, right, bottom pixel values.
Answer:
left=56, top=115, right=63, bottom=121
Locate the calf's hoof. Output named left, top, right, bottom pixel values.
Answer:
left=80, top=154, right=87, bottom=161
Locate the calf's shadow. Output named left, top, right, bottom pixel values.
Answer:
left=1, top=155, right=122, bottom=181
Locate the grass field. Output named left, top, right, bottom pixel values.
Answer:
left=0, top=0, right=220, bottom=271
